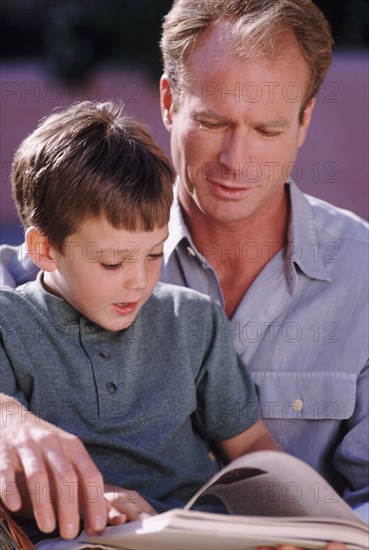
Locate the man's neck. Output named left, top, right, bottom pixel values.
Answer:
left=180, top=188, right=290, bottom=318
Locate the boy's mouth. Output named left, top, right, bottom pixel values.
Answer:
left=112, top=301, right=139, bottom=315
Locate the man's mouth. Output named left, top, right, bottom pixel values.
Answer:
left=209, top=180, right=253, bottom=199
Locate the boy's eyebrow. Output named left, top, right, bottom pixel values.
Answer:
left=99, top=235, right=169, bottom=255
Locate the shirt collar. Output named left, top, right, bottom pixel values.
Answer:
left=287, top=180, right=331, bottom=282
left=164, top=179, right=332, bottom=283
left=164, top=183, right=204, bottom=262
left=26, top=271, right=82, bottom=327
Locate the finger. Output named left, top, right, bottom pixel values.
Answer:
left=325, top=544, right=347, bottom=550
left=121, top=491, right=156, bottom=518
left=106, top=489, right=156, bottom=521
left=43, top=444, right=81, bottom=540
left=107, top=508, right=127, bottom=525
left=0, top=456, right=22, bottom=511
left=70, top=441, right=107, bottom=536
left=17, top=443, right=57, bottom=534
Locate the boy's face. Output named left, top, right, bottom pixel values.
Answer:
left=43, top=217, right=168, bottom=331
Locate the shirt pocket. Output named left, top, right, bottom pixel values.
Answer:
left=251, top=371, right=357, bottom=421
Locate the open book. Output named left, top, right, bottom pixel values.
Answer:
left=36, top=451, right=369, bottom=550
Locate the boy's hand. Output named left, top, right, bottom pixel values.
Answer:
left=0, top=394, right=107, bottom=539
left=101, top=485, right=156, bottom=531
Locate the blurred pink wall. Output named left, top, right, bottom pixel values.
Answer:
left=1, top=52, right=368, bottom=244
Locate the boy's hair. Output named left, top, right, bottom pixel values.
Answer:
left=161, top=0, right=333, bottom=110
left=12, top=100, right=175, bottom=251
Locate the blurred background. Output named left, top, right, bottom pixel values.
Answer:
left=1, top=0, right=368, bottom=244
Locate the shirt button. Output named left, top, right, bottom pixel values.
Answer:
left=292, top=399, right=304, bottom=412
left=187, top=246, right=196, bottom=257
left=98, top=350, right=109, bottom=359
left=106, top=382, right=118, bottom=393
left=85, top=323, right=96, bottom=334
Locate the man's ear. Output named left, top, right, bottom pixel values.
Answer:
left=298, top=98, right=315, bottom=148
left=25, top=227, right=60, bottom=272
left=160, top=74, right=175, bottom=131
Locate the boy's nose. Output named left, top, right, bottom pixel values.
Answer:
left=123, top=262, right=148, bottom=291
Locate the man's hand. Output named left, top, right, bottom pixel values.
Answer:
left=0, top=394, right=107, bottom=539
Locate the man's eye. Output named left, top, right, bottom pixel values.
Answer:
left=199, top=120, right=224, bottom=130
left=101, top=263, right=123, bottom=271
left=257, top=128, right=281, bottom=138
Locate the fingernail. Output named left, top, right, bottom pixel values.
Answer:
left=34, top=512, right=55, bottom=533
left=94, top=515, right=106, bottom=531
left=62, top=523, right=77, bottom=539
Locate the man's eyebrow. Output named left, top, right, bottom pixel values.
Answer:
left=256, top=118, right=290, bottom=128
left=194, top=109, right=290, bottom=128
left=193, top=108, right=230, bottom=121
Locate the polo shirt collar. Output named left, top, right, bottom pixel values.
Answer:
left=27, top=271, right=83, bottom=328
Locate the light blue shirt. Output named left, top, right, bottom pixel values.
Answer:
left=161, top=180, right=369, bottom=521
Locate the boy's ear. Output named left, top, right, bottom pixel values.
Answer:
left=160, top=74, right=175, bottom=131
left=25, top=226, right=60, bottom=272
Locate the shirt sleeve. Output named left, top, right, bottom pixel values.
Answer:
left=0, top=244, right=39, bottom=288
left=192, top=302, right=261, bottom=442
left=354, top=502, right=369, bottom=524
left=0, top=334, right=29, bottom=408
left=333, top=358, right=369, bottom=512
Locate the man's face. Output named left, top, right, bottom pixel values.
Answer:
left=43, top=217, right=168, bottom=331
left=161, top=25, right=314, bottom=227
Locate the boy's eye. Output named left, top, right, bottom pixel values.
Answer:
left=101, top=263, right=123, bottom=271
left=148, top=252, right=164, bottom=261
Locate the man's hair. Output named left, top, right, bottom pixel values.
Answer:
left=12, top=100, right=175, bottom=250
left=161, top=0, right=333, bottom=109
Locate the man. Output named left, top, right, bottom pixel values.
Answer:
left=1, top=0, right=368, bottom=540
left=158, top=0, right=368, bottom=522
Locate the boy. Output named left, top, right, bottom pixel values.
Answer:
left=0, top=101, right=280, bottom=542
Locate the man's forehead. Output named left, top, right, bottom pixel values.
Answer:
left=181, top=25, right=310, bottom=109
left=186, top=21, right=307, bottom=78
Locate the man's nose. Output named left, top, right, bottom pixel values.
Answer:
left=218, top=128, right=252, bottom=180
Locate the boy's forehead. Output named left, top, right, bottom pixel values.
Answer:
left=67, top=217, right=169, bottom=251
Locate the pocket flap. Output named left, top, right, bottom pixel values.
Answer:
left=251, top=371, right=356, bottom=420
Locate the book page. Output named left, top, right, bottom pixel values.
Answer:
left=35, top=510, right=369, bottom=550
left=185, top=451, right=362, bottom=521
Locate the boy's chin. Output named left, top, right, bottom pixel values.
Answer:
left=85, top=308, right=142, bottom=332
left=104, top=318, right=136, bottom=332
